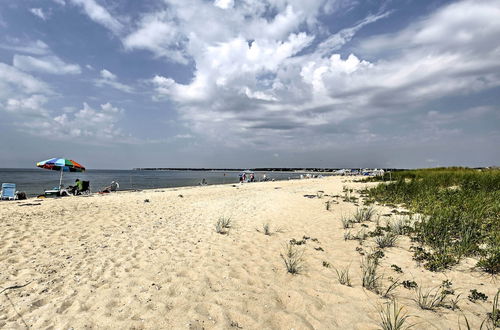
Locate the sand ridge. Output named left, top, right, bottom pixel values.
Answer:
left=0, top=177, right=497, bottom=329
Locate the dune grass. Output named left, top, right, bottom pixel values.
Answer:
left=334, top=265, right=352, bottom=286
left=281, top=243, right=305, bottom=274
left=215, top=216, right=232, bottom=234
left=367, top=168, right=500, bottom=273
left=379, top=300, right=414, bottom=330
left=375, top=232, right=399, bottom=249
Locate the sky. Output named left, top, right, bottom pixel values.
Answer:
left=0, top=0, right=499, bottom=169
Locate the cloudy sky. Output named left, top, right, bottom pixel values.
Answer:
left=0, top=0, right=499, bottom=169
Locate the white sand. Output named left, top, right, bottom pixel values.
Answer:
left=0, top=176, right=497, bottom=329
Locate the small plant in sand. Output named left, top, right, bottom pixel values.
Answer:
left=375, top=232, right=399, bottom=249
left=281, top=243, right=305, bottom=275
left=485, top=290, right=500, bottom=329
left=341, top=215, right=353, bottom=229
left=402, top=280, right=418, bottom=290
left=215, top=216, right=232, bottom=235
left=382, top=277, right=401, bottom=299
left=468, top=289, right=488, bottom=303
left=460, top=290, right=500, bottom=330
left=344, top=230, right=353, bottom=241
left=391, top=264, right=403, bottom=273
left=353, top=206, right=376, bottom=223
left=334, top=265, right=352, bottom=286
left=447, top=293, right=462, bottom=311
left=388, top=217, right=411, bottom=235
left=379, top=300, right=413, bottom=330
left=263, top=223, right=271, bottom=235
left=257, top=223, right=282, bottom=236
left=361, top=255, right=381, bottom=293
left=322, top=261, right=331, bottom=268
left=413, top=285, right=449, bottom=311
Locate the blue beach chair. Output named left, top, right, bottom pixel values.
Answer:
left=1, top=183, right=17, bottom=200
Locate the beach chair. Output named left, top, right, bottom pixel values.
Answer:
left=80, top=180, right=91, bottom=195
left=73, top=181, right=90, bottom=195
left=1, top=183, right=17, bottom=200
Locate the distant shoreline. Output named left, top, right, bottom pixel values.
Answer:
left=132, top=167, right=405, bottom=172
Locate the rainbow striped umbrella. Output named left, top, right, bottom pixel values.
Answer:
left=36, top=158, right=85, bottom=188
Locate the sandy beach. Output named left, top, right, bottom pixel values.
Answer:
left=0, top=176, right=497, bottom=329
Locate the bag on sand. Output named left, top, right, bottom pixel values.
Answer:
left=16, top=192, right=27, bottom=200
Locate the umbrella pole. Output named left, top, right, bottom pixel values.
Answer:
left=59, top=168, right=63, bottom=189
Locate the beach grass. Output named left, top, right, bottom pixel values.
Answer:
left=379, top=300, right=413, bottom=330
left=281, top=242, right=305, bottom=274
left=334, top=265, right=352, bottom=286
left=367, top=168, right=500, bottom=273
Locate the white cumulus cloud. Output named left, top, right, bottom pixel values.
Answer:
left=13, top=55, right=81, bottom=75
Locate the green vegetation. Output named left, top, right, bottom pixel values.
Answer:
left=379, top=300, right=413, bottom=330
left=215, top=216, right=232, bottom=234
left=334, top=265, right=352, bottom=286
left=375, top=232, right=399, bottom=249
left=361, top=252, right=383, bottom=293
left=468, top=289, right=488, bottom=303
left=367, top=168, right=500, bottom=273
left=281, top=243, right=305, bottom=274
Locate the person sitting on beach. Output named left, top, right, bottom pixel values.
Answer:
left=100, top=181, right=119, bottom=193
left=69, top=179, right=83, bottom=195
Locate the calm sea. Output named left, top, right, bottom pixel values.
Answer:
left=0, top=169, right=311, bottom=197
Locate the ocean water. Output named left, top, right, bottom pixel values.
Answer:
left=0, top=169, right=311, bottom=197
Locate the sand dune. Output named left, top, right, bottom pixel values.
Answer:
left=0, top=177, right=497, bottom=329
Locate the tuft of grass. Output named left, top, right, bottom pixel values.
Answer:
left=257, top=223, right=282, bottom=236
left=388, top=217, right=411, bottom=235
left=413, top=286, right=447, bottom=311
left=334, top=265, right=352, bottom=286
left=215, top=216, right=232, bottom=234
left=379, top=300, right=414, bottom=330
left=477, top=248, right=500, bottom=274
left=280, top=243, right=305, bottom=274
left=376, top=232, right=399, bottom=249
left=344, top=230, right=353, bottom=241
left=382, top=278, right=401, bottom=299
left=448, top=293, right=462, bottom=311
left=353, top=206, right=376, bottom=223
left=485, top=290, right=500, bottom=329
left=263, top=223, right=271, bottom=235
left=341, top=215, right=354, bottom=229
left=361, top=255, right=381, bottom=293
